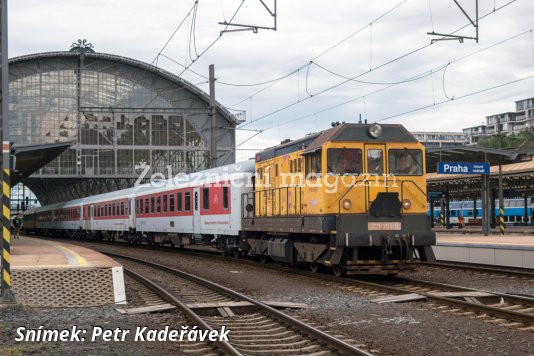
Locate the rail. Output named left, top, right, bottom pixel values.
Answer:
left=110, top=252, right=373, bottom=356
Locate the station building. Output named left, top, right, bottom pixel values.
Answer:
left=8, top=42, right=240, bottom=205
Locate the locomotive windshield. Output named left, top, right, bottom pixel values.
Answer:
left=327, top=148, right=362, bottom=175
left=388, top=149, right=423, bottom=175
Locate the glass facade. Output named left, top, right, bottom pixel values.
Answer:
left=9, top=67, right=208, bottom=177
left=8, top=51, right=237, bottom=204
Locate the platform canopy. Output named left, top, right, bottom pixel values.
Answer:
left=425, top=146, right=534, bottom=174
left=426, top=146, right=534, bottom=199
left=10, top=141, right=73, bottom=185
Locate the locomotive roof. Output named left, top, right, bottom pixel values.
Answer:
left=255, top=123, right=417, bottom=162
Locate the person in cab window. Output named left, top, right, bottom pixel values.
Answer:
left=396, top=152, right=417, bottom=175
left=333, top=150, right=361, bottom=175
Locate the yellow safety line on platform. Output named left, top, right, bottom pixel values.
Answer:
left=56, top=245, right=88, bottom=267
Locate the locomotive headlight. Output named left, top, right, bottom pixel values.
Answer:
left=402, top=199, right=412, bottom=210
left=368, top=123, right=383, bottom=138
left=342, top=199, right=352, bottom=210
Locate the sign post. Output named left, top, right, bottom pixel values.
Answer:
left=438, top=162, right=491, bottom=236
left=0, top=0, right=13, bottom=301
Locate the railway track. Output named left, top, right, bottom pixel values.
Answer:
left=158, top=247, right=534, bottom=332
left=343, top=275, right=534, bottom=331
left=420, top=261, right=534, bottom=280
left=33, top=236, right=534, bottom=333
left=112, top=252, right=375, bottom=356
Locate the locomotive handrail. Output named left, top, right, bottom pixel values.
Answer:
left=245, top=185, right=303, bottom=218
left=336, top=177, right=366, bottom=215
left=400, top=180, right=427, bottom=209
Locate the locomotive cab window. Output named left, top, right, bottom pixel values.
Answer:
left=367, top=149, right=384, bottom=174
left=305, top=151, right=322, bottom=177
left=388, top=149, right=423, bottom=175
left=327, top=148, right=362, bottom=175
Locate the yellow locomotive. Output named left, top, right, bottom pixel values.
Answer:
left=241, top=122, right=436, bottom=275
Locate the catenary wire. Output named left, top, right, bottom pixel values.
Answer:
left=238, top=0, right=518, bottom=129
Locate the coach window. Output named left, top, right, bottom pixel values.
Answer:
left=185, top=191, right=191, bottom=211
left=170, top=194, right=175, bottom=212
left=327, top=148, right=362, bottom=175
left=145, top=198, right=149, bottom=214
left=388, top=149, right=423, bottom=176
left=113, top=204, right=116, bottom=216
left=121, top=202, right=125, bottom=216
left=203, top=188, right=210, bottom=210
left=177, top=192, right=183, bottom=212
left=157, top=196, right=161, bottom=213
left=223, top=187, right=229, bottom=210
left=163, top=194, right=168, bottom=212
left=150, top=197, right=155, bottom=213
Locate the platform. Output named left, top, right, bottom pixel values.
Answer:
left=5, top=236, right=126, bottom=307
left=433, top=234, right=534, bottom=269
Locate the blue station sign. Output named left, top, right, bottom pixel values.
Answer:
left=437, top=162, right=490, bottom=175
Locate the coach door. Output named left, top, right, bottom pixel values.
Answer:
left=193, top=187, right=201, bottom=237
left=84, top=205, right=94, bottom=230
left=364, top=144, right=386, bottom=212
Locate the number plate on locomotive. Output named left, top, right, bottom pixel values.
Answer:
left=367, top=222, right=401, bottom=230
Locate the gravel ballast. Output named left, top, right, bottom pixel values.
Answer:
left=2, top=238, right=533, bottom=355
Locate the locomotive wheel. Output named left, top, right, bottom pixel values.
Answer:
left=309, top=262, right=319, bottom=273
left=259, top=254, right=268, bottom=264
left=233, top=250, right=241, bottom=259
left=332, top=265, right=344, bottom=277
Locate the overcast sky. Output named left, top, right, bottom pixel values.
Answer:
left=9, top=0, right=534, bottom=161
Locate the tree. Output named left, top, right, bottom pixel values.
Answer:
left=477, top=128, right=534, bottom=149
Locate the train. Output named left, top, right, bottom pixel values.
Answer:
left=23, top=123, right=436, bottom=275
left=429, top=198, right=534, bottom=226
